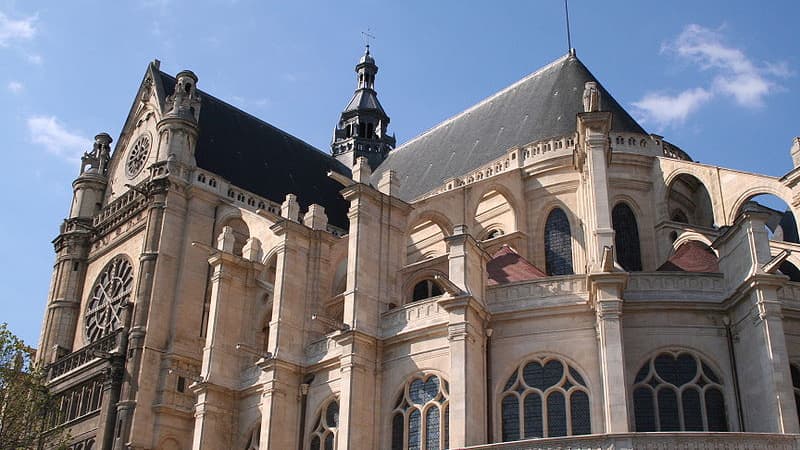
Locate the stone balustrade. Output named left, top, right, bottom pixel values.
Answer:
left=464, top=432, right=800, bottom=450
left=487, top=275, right=588, bottom=313
left=625, top=272, right=725, bottom=302
left=48, top=331, right=119, bottom=380
left=380, top=297, right=449, bottom=338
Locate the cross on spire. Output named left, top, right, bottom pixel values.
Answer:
left=361, top=29, right=376, bottom=52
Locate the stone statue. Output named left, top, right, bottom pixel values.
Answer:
left=583, top=81, right=601, bottom=112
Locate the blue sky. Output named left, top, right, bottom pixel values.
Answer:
left=1, top=1, right=798, bottom=345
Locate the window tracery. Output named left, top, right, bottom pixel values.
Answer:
left=85, top=256, right=133, bottom=343
left=310, top=398, right=339, bottom=450
left=632, top=351, right=728, bottom=432
left=544, top=208, right=573, bottom=276
left=392, top=374, right=449, bottom=450
left=791, top=363, right=800, bottom=427
left=499, top=357, right=590, bottom=441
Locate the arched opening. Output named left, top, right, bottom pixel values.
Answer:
left=406, top=219, right=447, bottom=265
left=667, top=174, right=715, bottom=228
left=475, top=189, right=516, bottom=239
left=221, top=217, right=250, bottom=256
left=779, top=261, right=800, bottom=282
left=544, top=208, right=573, bottom=276
left=411, top=278, right=444, bottom=303
left=612, top=203, right=642, bottom=272
left=735, top=194, right=799, bottom=243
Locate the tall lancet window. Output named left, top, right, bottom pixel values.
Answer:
left=612, top=203, right=642, bottom=271
left=544, top=208, right=574, bottom=275
left=310, top=398, right=339, bottom=450
left=391, top=374, right=450, bottom=450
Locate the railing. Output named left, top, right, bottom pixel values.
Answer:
left=465, top=432, right=800, bottom=450
left=381, top=297, right=448, bottom=338
left=487, top=275, right=588, bottom=313
left=625, top=272, right=725, bottom=302
left=48, top=331, right=119, bottom=380
left=93, top=187, right=148, bottom=236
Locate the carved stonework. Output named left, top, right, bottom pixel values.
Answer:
left=582, top=81, right=601, bottom=112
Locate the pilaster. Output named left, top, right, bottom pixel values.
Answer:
left=335, top=331, right=378, bottom=450
left=589, top=272, right=630, bottom=433
left=576, top=109, right=613, bottom=271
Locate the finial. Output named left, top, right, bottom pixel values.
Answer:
left=361, top=29, right=376, bottom=50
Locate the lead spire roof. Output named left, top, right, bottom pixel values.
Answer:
left=371, top=52, right=648, bottom=201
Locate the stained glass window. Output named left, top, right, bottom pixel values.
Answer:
left=792, top=364, right=800, bottom=428
left=632, top=351, right=729, bottom=432
left=391, top=374, right=449, bottom=449
left=544, top=208, right=574, bottom=275
left=612, top=203, right=642, bottom=271
left=500, top=357, right=590, bottom=441
left=309, top=398, right=339, bottom=450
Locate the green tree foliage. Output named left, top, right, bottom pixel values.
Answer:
left=0, top=323, right=64, bottom=450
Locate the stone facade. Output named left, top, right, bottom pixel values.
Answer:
left=35, top=50, right=800, bottom=450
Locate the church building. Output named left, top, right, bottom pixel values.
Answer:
left=35, top=46, right=800, bottom=449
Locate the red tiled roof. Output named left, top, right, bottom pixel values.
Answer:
left=657, top=240, right=719, bottom=273
left=487, top=245, right=546, bottom=285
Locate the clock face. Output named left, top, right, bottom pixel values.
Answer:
left=85, top=257, right=134, bottom=343
left=125, top=133, right=152, bottom=179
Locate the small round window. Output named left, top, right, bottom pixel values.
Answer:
left=125, top=133, right=152, bottom=179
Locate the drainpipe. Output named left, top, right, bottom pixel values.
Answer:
left=723, top=316, right=745, bottom=431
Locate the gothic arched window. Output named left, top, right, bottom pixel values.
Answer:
left=612, top=203, right=642, bottom=272
left=391, top=374, right=449, bottom=450
left=544, top=208, right=574, bottom=276
left=310, top=398, right=339, bottom=450
left=791, top=364, right=800, bottom=428
left=411, top=279, right=444, bottom=302
left=244, top=422, right=260, bottom=450
left=499, top=357, right=590, bottom=441
left=632, top=351, right=728, bottom=432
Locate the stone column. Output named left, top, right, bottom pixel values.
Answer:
left=37, top=223, right=91, bottom=364
left=589, top=272, right=630, bottom=433
left=576, top=107, right=613, bottom=271
left=717, top=209, right=799, bottom=432
left=336, top=167, right=385, bottom=449
left=441, top=226, right=489, bottom=446
left=114, top=177, right=168, bottom=450
left=257, top=220, right=311, bottom=449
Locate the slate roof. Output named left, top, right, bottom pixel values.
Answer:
left=487, top=245, right=546, bottom=285
left=344, top=88, right=387, bottom=117
left=158, top=71, right=352, bottom=229
left=371, top=53, right=648, bottom=201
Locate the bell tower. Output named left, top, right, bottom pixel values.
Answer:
left=332, top=45, right=396, bottom=170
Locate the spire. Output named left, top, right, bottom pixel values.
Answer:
left=331, top=46, right=396, bottom=171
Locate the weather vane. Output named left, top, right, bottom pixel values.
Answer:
left=361, top=29, right=376, bottom=50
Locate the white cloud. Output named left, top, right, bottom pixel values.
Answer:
left=7, top=80, right=23, bottom=93
left=633, top=24, right=791, bottom=129
left=665, top=24, right=788, bottom=107
left=26, top=53, right=42, bottom=64
left=27, top=115, right=92, bottom=162
left=633, top=87, right=712, bottom=128
left=0, top=11, right=36, bottom=47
